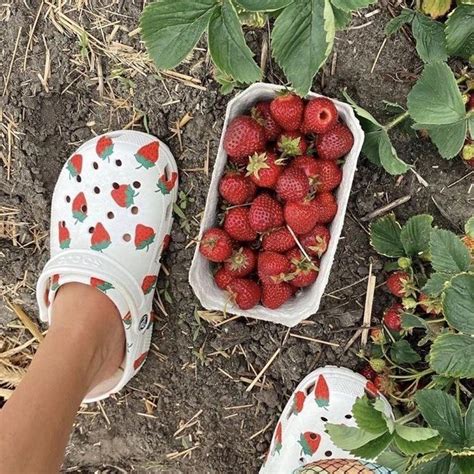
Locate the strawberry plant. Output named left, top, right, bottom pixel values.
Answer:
left=139, top=0, right=378, bottom=96
left=343, top=2, right=474, bottom=173
left=326, top=213, right=474, bottom=472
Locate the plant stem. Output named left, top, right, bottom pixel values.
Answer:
left=397, top=409, right=420, bottom=425
left=385, top=111, right=410, bottom=131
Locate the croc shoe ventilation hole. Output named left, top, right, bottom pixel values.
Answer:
left=123, top=233, right=131, bottom=242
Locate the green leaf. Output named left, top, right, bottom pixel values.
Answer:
left=385, top=8, right=415, bottom=36
left=331, top=5, right=352, bottom=29
left=343, top=91, right=382, bottom=127
left=234, top=0, right=293, bottom=11
left=378, top=131, right=411, bottom=175
left=445, top=5, right=474, bottom=60
left=370, top=214, right=405, bottom=258
left=421, top=0, right=452, bottom=19
left=411, top=454, right=453, bottom=474
left=430, top=229, right=471, bottom=274
left=351, top=431, right=394, bottom=459
left=411, top=12, right=448, bottom=63
left=376, top=449, right=410, bottom=472
left=394, top=433, right=441, bottom=455
left=208, top=0, right=261, bottom=84
left=416, top=121, right=468, bottom=160
left=271, top=0, right=335, bottom=96
left=455, top=457, right=474, bottom=474
left=400, top=214, right=433, bottom=257
left=362, top=130, right=383, bottom=166
left=325, top=424, right=382, bottom=450
left=443, top=274, right=474, bottom=334
left=430, top=333, right=474, bottom=378
left=407, top=62, right=466, bottom=126
left=465, top=216, right=474, bottom=238
left=465, top=399, right=474, bottom=448
left=140, top=0, right=217, bottom=70
left=395, top=424, right=438, bottom=442
left=402, top=312, right=428, bottom=329
left=422, top=272, right=452, bottom=296
left=391, top=339, right=421, bottom=364
left=416, top=390, right=465, bottom=449
left=330, top=0, right=377, bottom=12
left=352, top=397, right=390, bottom=434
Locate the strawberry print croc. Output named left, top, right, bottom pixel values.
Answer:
left=260, top=367, right=394, bottom=474
left=36, top=130, right=178, bottom=403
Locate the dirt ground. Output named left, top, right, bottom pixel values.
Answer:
left=0, top=1, right=472, bottom=472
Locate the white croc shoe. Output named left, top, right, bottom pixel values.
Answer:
left=36, top=130, right=178, bottom=403
left=260, top=367, right=395, bottom=474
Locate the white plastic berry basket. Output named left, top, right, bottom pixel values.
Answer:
left=189, top=83, right=364, bottom=327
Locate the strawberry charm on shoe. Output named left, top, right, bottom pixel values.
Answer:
left=36, top=130, right=178, bottom=403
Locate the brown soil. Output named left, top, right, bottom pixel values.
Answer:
left=0, top=1, right=472, bottom=472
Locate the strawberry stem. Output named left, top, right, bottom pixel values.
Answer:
left=384, top=111, right=410, bottom=131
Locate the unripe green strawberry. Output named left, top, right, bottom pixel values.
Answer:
left=369, top=358, right=386, bottom=373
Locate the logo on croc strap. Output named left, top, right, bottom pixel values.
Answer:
left=72, top=192, right=88, bottom=223
left=96, top=136, right=114, bottom=161
left=111, top=184, right=138, bottom=208
left=138, top=314, right=149, bottom=331
left=90, top=223, right=111, bottom=252
left=134, top=224, right=155, bottom=251
left=135, top=141, right=159, bottom=169
left=67, top=154, right=82, bottom=178
left=58, top=221, right=71, bottom=249
left=314, top=374, right=329, bottom=409
left=90, top=277, right=114, bottom=293
left=156, top=171, right=178, bottom=195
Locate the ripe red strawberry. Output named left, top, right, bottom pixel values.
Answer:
left=277, top=131, right=308, bottom=157
left=96, top=135, right=114, bottom=160
left=284, top=198, right=319, bottom=234
left=135, top=141, right=160, bottom=169
left=214, top=267, right=235, bottom=290
left=262, top=282, right=293, bottom=309
left=262, top=227, right=296, bottom=252
left=219, top=171, right=254, bottom=205
left=90, top=277, right=114, bottom=293
left=303, top=98, right=338, bottom=134
left=111, top=184, right=138, bottom=208
left=58, top=221, right=71, bottom=249
left=246, top=151, right=284, bottom=188
left=467, top=92, right=474, bottom=111
left=269, top=93, right=304, bottom=131
left=224, top=207, right=257, bottom=241
left=418, top=293, right=442, bottom=316
left=134, top=224, right=156, bottom=251
left=224, top=247, right=257, bottom=278
left=386, top=271, right=413, bottom=298
left=199, top=228, right=233, bottom=262
left=383, top=302, right=403, bottom=332
left=313, top=192, right=338, bottom=224
left=223, top=116, right=266, bottom=164
left=72, top=192, right=87, bottom=222
left=290, top=156, right=319, bottom=183
left=258, top=251, right=292, bottom=284
left=298, top=432, right=321, bottom=456
left=227, top=278, right=261, bottom=310
left=67, top=154, right=82, bottom=178
left=141, top=275, right=157, bottom=295
left=316, top=123, right=354, bottom=160
left=252, top=101, right=282, bottom=141
left=313, top=160, right=342, bottom=192
left=90, top=223, right=111, bottom=252
left=360, top=364, right=377, bottom=381
left=300, top=225, right=330, bottom=257
left=157, top=171, right=178, bottom=194
left=286, top=248, right=319, bottom=287
left=276, top=167, right=310, bottom=202
left=249, top=193, right=284, bottom=232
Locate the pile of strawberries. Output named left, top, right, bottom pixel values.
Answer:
left=199, top=92, right=354, bottom=311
